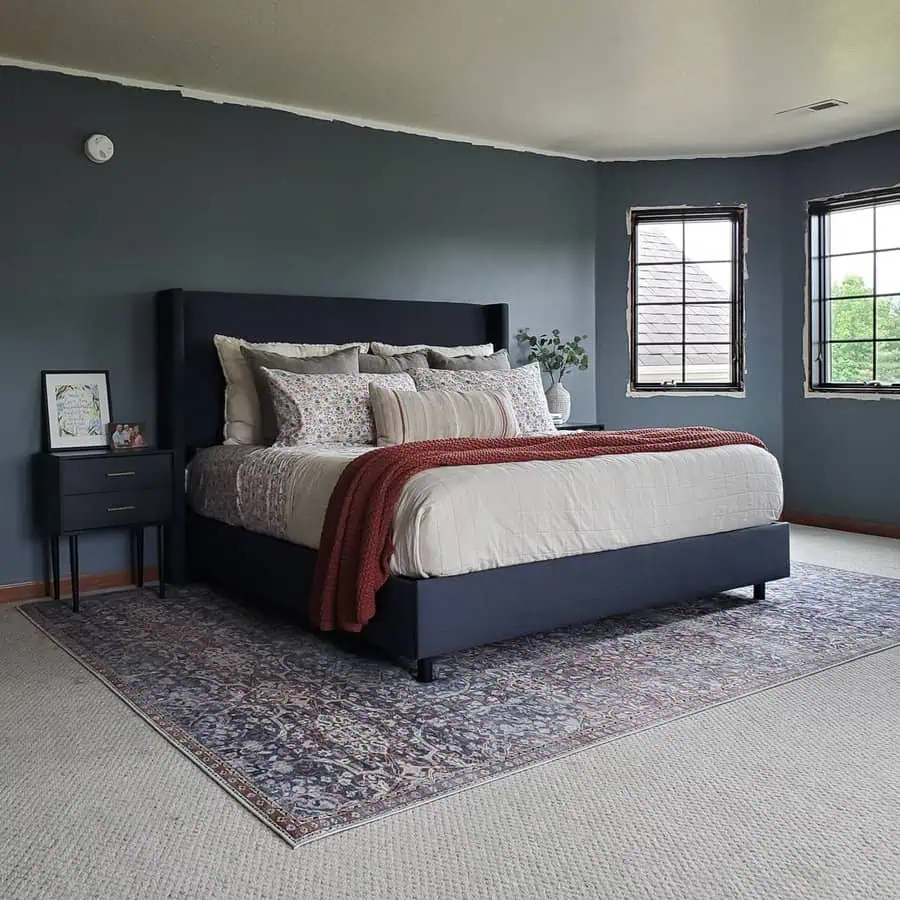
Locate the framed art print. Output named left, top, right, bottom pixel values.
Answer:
left=42, top=370, right=112, bottom=451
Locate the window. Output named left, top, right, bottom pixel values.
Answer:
left=808, top=188, right=900, bottom=393
left=629, top=207, right=745, bottom=392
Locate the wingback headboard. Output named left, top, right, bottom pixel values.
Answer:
left=154, top=288, right=509, bottom=581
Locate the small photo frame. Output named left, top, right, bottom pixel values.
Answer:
left=42, top=370, right=112, bottom=451
left=107, top=422, right=148, bottom=451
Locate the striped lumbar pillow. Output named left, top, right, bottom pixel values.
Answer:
left=369, top=384, right=520, bottom=446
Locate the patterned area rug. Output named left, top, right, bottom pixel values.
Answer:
left=20, top=562, right=900, bottom=847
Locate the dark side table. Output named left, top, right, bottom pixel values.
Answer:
left=35, top=449, right=175, bottom=611
left=556, top=423, right=606, bottom=431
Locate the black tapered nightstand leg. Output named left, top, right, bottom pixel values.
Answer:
left=134, top=528, right=145, bottom=587
left=68, top=534, right=80, bottom=612
left=753, top=582, right=766, bottom=601
left=157, top=524, right=166, bottom=598
left=49, top=536, right=60, bottom=601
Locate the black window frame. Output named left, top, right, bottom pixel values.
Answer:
left=629, top=206, right=745, bottom=393
left=807, top=187, right=900, bottom=395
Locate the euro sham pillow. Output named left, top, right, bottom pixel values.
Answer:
left=213, top=334, right=369, bottom=445
left=370, top=341, right=494, bottom=358
left=370, top=384, right=520, bottom=446
left=358, top=351, right=430, bottom=374
left=240, top=345, right=360, bottom=445
left=259, top=369, right=416, bottom=445
left=428, top=348, right=511, bottom=371
left=408, top=363, right=556, bottom=435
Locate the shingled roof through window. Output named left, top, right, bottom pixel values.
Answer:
left=635, top=229, right=734, bottom=377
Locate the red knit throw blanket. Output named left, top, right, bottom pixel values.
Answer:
left=310, top=427, right=766, bottom=632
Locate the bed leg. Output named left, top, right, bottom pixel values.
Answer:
left=416, top=658, right=435, bottom=683
left=753, top=582, right=766, bottom=600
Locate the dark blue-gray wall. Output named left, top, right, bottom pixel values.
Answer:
left=2, top=64, right=899, bottom=588
left=594, top=157, right=786, bottom=461
left=1, top=66, right=596, bottom=586
left=781, top=133, right=900, bottom=524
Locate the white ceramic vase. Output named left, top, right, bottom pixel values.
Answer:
left=545, top=381, right=571, bottom=424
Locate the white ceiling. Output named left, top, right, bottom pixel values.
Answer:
left=3, top=0, right=900, bottom=160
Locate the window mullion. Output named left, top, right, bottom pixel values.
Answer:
left=681, top=218, right=686, bottom=386
left=631, top=228, right=639, bottom=389
left=819, top=217, right=828, bottom=386
left=872, top=213, right=878, bottom=382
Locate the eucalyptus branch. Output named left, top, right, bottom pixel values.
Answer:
left=515, top=328, right=589, bottom=383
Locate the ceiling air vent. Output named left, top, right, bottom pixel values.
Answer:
left=775, top=99, right=848, bottom=116
left=807, top=99, right=845, bottom=111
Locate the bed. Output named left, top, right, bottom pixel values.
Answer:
left=156, top=288, right=790, bottom=681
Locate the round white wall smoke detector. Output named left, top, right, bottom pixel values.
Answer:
left=84, top=134, right=115, bottom=164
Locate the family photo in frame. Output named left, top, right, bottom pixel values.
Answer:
left=107, top=422, right=147, bottom=451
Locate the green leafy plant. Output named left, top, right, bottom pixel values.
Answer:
left=829, top=273, right=900, bottom=384
left=515, top=328, right=589, bottom=383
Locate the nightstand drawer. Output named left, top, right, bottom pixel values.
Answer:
left=59, top=454, right=172, bottom=496
left=61, top=489, right=173, bottom=532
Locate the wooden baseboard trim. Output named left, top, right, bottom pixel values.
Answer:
left=0, top=566, right=159, bottom=605
left=782, top=511, right=900, bottom=541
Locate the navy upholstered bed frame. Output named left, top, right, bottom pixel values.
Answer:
left=155, top=288, right=790, bottom=682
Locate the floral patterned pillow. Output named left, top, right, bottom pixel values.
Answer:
left=408, top=363, right=556, bottom=435
left=260, top=369, right=416, bottom=445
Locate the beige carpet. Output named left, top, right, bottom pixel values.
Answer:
left=2, top=527, right=900, bottom=899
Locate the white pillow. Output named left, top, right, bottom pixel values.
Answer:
left=260, top=369, right=416, bottom=445
left=370, top=341, right=494, bottom=358
left=369, top=384, right=520, bottom=446
left=214, top=335, right=369, bottom=445
left=408, top=363, right=556, bottom=435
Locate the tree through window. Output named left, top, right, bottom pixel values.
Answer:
left=808, top=190, right=900, bottom=392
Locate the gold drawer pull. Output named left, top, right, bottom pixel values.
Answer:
left=107, top=505, right=136, bottom=512
left=106, top=471, right=136, bottom=478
